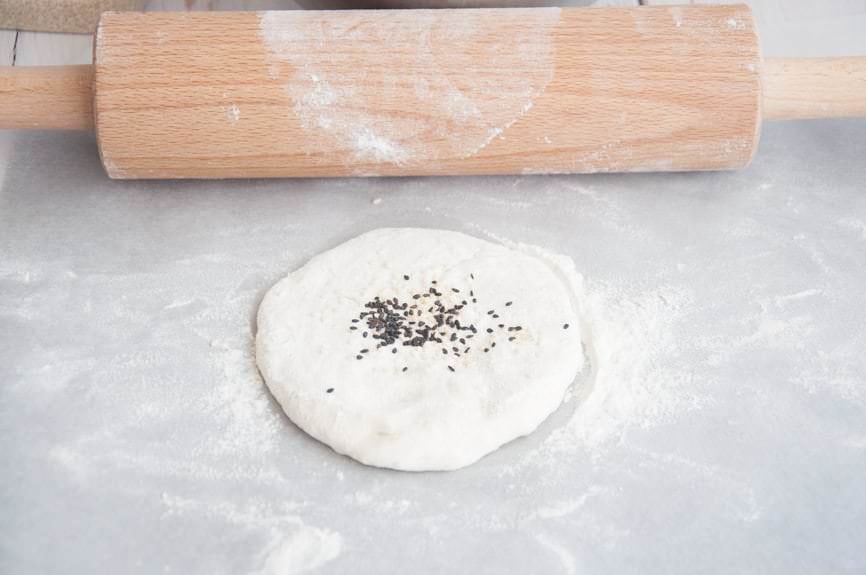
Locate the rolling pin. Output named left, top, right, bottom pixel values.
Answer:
left=0, top=5, right=864, bottom=179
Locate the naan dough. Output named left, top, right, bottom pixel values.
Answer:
left=256, top=228, right=583, bottom=471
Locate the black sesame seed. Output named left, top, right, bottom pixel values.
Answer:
left=498, top=324, right=505, bottom=329
left=402, top=367, right=408, bottom=372
left=472, top=298, right=477, bottom=303
left=505, top=301, right=513, bottom=307
left=356, top=355, right=363, bottom=360
left=326, top=388, right=334, bottom=393
left=349, top=326, right=357, bottom=331
left=351, top=281, right=507, bottom=357
left=483, top=348, right=489, bottom=353
left=508, top=337, right=516, bottom=342
left=470, top=273, right=475, bottom=280
left=362, top=331, right=368, bottom=338
left=448, top=366, right=455, bottom=372
left=403, top=274, right=410, bottom=280
left=491, top=342, right=496, bottom=348
left=492, top=314, right=499, bottom=319
left=563, top=323, right=570, bottom=330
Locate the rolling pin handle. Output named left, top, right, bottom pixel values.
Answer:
left=0, top=65, right=95, bottom=131
left=762, top=57, right=866, bottom=120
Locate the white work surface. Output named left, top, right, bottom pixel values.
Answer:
left=2, top=2, right=866, bottom=574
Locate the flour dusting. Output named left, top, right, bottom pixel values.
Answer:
left=161, top=494, right=342, bottom=574
left=556, top=283, right=701, bottom=454
left=464, top=225, right=703, bottom=458
left=535, top=532, right=578, bottom=575
left=531, top=486, right=606, bottom=520
left=839, top=217, right=866, bottom=240
left=257, top=526, right=342, bottom=574
left=227, top=104, right=241, bottom=124
left=258, top=10, right=559, bottom=167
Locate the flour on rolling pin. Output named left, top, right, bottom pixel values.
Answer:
left=259, top=10, right=559, bottom=168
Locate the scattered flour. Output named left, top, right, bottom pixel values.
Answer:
left=535, top=532, right=578, bottom=575
left=451, top=224, right=716, bottom=489
left=774, top=289, right=822, bottom=308
left=257, top=527, right=342, bottom=575
left=726, top=17, right=745, bottom=30
left=839, top=217, right=866, bottom=240
left=227, top=104, right=241, bottom=125
left=531, top=486, right=606, bottom=520
left=47, top=445, right=90, bottom=483
left=161, top=494, right=342, bottom=574
left=541, top=282, right=702, bottom=458
left=206, top=337, right=283, bottom=457
left=671, top=7, right=683, bottom=28
left=5, top=256, right=343, bottom=568
left=258, top=10, right=558, bottom=167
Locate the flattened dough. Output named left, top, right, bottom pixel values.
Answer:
left=256, top=228, right=583, bottom=471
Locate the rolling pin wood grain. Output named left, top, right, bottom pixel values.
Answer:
left=0, top=5, right=864, bottom=179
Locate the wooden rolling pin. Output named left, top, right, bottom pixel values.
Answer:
left=0, top=5, right=864, bottom=179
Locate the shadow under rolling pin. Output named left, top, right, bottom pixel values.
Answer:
left=0, top=5, right=864, bottom=180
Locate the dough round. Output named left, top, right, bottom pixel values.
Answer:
left=256, top=228, right=583, bottom=471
